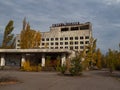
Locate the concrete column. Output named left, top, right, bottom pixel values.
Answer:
left=21, top=54, right=26, bottom=67
left=61, top=53, right=66, bottom=66
left=41, top=54, right=45, bottom=67
left=0, top=54, right=5, bottom=66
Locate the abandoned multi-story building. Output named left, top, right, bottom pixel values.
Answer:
left=16, top=22, right=92, bottom=51
left=0, top=22, right=92, bottom=68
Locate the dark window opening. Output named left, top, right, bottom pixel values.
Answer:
left=51, top=43, right=54, bottom=45
left=71, top=27, right=79, bottom=31
left=60, top=47, right=63, bottom=49
left=55, top=47, right=58, bottom=49
left=65, top=42, right=68, bottom=45
left=61, top=28, right=69, bottom=32
left=75, top=37, right=78, bottom=40
left=85, top=41, right=89, bottom=44
left=70, top=41, right=73, bottom=45
left=85, top=36, right=89, bottom=39
left=86, top=51, right=89, bottom=53
left=65, top=47, right=68, bottom=49
left=80, top=25, right=89, bottom=30
left=80, top=41, right=84, bottom=44
left=70, top=46, right=73, bottom=50
left=42, top=38, right=45, bottom=41
left=65, top=37, right=68, bottom=40
left=51, top=38, right=54, bottom=41
left=80, top=36, right=84, bottom=39
left=55, top=42, right=58, bottom=45
left=17, top=44, right=20, bottom=46
left=55, top=38, right=58, bottom=40
left=70, top=37, right=73, bottom=40
left=18, top=40, right=20, bottom=42
left=60, top=42, right=63, bottom=45
left=46, top=38, right=49, bottom=41
left=75, top=41, right=78, bottom=44
left=60, top=38, right=63, bottom=40
left=80, top=46, right=84, bottom=49
left=75, top=46, right=78, bottom=49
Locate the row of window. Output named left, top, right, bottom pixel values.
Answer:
left=42, top=41, right=89, bottom=46
left=61, top=25, right=89, bottom=32
left=42, top=36, right=89, bottom=41
left=41, top=46, right=85, bottom=50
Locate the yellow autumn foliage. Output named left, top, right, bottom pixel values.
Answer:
left=21, top=60, right=42, bottom=72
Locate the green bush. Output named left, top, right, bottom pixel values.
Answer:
left=69, top=57, right=82, bottom=76
left=59, top=64, right=67, bottom=74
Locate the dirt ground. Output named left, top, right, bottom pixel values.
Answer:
left=0, top=70, right=120, bottom=90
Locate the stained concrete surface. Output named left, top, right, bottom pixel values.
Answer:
left=0, top=70, right=120, bottom=90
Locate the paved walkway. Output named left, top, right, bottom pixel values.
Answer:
left=0, top=70, right=120, bottom=90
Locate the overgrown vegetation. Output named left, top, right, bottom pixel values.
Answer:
left=69, top=56, right=82, bottom=76
left=21, top=60, right=42, bottom=72
left=105, top=48, right=120, bottom=73
left=42, top=56, right=61, bottom=71
left=0, top=19, right=120, bottom=75
left=59, top=56, right=82, bottom=76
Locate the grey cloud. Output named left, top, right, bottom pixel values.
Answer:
left=0, top=0, right=120, bottom=53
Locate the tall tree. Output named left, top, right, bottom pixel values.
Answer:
left=106, top=49, right=115, bottom=73
left=2, top=20, right=14, bottom=49
left=96, top=48, right=102, bottom=69
left=85, top=37, right=97, bottom=69
left=80, top=37, right=97, bottom=70
left=20, top=19, right=41, bottom=49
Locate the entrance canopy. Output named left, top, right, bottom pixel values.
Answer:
left=0, top=49, right=75, bottom=67
left=0, top=49, right=72, bottom=54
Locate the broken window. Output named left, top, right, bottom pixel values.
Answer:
left=80, top=25, right=89, bottom=30
left=71, top=27, right=79, bottom=31
left=61, top=28, right=69, bottom=32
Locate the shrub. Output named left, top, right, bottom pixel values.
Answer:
left=21, top=60, right=32, bottom=71
left=59, top=64, right=67, bottom=74
left=21, top=60, right=42, bottom=72
left=37, top=64, right=42, bottom=71
left=55, top=58, right=61, bottom=71
left=69, top=57, right=82, bottom=76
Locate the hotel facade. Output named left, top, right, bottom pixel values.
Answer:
left=0, top=22, right=92, bottom=68
left=16, top=22, right=92, bottom=51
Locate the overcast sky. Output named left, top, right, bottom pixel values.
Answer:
left=0, top=0, right=120, bottom=53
